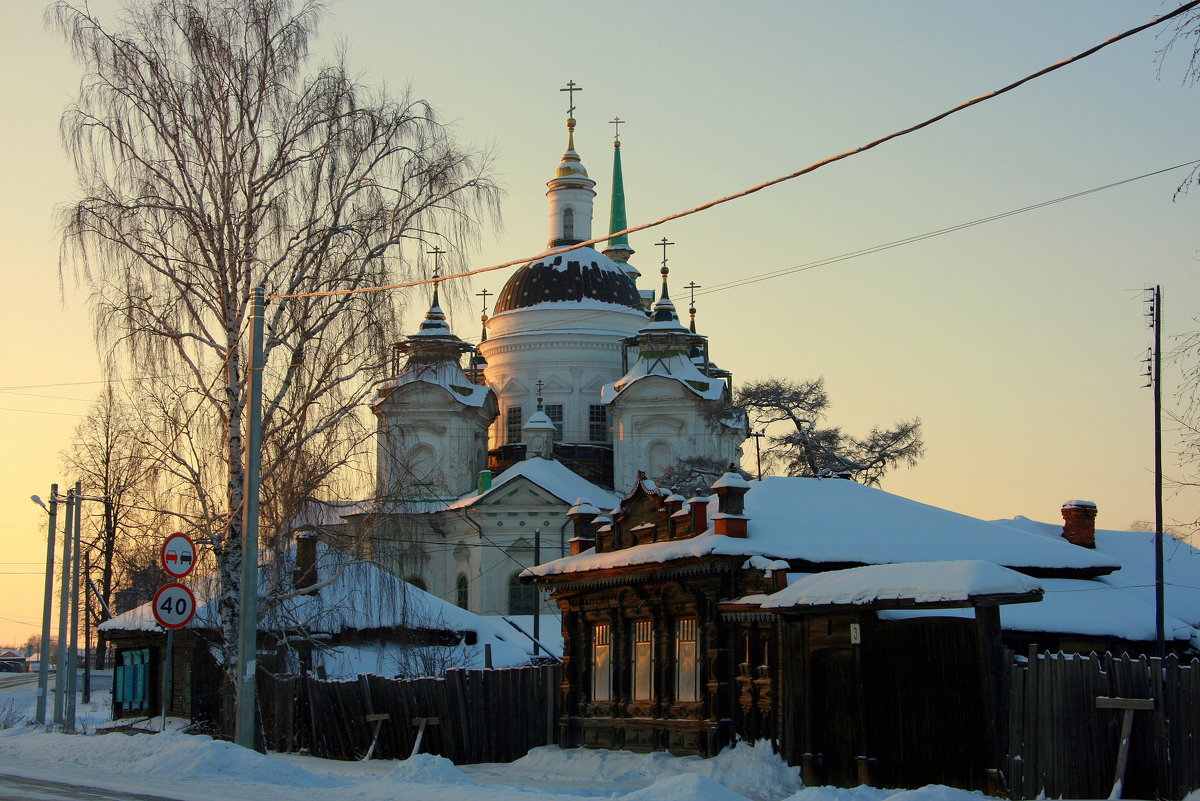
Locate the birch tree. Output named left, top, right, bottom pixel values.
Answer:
left=51, top=0, right=498, bottom=673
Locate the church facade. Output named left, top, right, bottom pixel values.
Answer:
left=354, top=108, right=747, bottom=617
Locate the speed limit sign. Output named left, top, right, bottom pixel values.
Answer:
left=152, top=583, right=196, bottom=629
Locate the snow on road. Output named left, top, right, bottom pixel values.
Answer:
left=0, top=671, right=1075, bottom=801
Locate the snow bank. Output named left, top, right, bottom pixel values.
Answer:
left=782, top=787, right=989, bottom=801
left=385, top=753, right=474, bottom=785
left=621, top=772, right=751, bottom=801
left=511, top=741, right=802, bottom=801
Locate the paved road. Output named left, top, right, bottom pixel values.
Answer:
left=0, top=673, right=38, bottom=693
left=0, top=774, right=183, bottom=801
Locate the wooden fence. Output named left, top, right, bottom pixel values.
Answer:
left=257, top=664, right=561, bottom=764
left=1006, top=651, right=1200, bottom=800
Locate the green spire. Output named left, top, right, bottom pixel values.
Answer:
left=608, top=139, right=629, bottom=250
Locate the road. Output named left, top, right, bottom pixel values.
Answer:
left=0, top=673, right=38, bottom=693
left=0, top=774, right=183, bottom=801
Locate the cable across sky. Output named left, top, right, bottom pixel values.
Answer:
left=270, top=0, right=1200, bottom=302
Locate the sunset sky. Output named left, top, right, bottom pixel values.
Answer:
left=2, top=1, right=1199, bottom=645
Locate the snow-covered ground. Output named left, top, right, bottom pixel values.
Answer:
left=0, top=671, right=1162, bottom=801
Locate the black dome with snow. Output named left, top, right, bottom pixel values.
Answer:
left=493, top=247, right=643, bottom=314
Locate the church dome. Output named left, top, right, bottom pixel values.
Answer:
left=493, top=247, right=644, bottom=314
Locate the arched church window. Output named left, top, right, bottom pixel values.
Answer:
left=508, top=571, right=537, bottom=616
left=456, top=574, right=469, bottom=609
left=562, top=207, right=575, bottom=240
left=406, top=575, right=428, bottom=592
left=648, top=440, right=673, bottom=482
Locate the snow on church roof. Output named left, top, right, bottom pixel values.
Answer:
left=526, top=477, right=1120, bottom=579
left=373, top=361, right=492, bottom=408
left=601, top=350, right=727, bottom=403
left=450, top=457, right=622, bottom=511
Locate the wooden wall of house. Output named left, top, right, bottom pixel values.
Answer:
left=780, top=614, right=992, bottom=791
left=554, top=563, right=759, bottom=757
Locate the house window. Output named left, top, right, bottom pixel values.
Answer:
left=589, top=405, right=609, bottom=443
left=675, top=617, right=699, bottom=702
left=456, top=574, right=469, bottom=609
left=545, top=403, right=564, bottom=441
left=505, top=406, right=522, bottom=444
left=508, top=571, right=537, bottom=615
left=563, top=207, right=575, bottom=240
left=632, top=619, right=654, bottom=702
left=592, top=622, right=612, bottom=702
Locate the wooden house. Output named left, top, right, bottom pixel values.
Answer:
left=523, top=471, right=1200, bottom=790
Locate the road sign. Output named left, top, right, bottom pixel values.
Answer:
left=160, top=533, right=197, bottom=579
left=152, top=583, right=196, bottom=629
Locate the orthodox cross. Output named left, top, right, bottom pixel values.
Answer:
left=560, top=80, right=582, bottom=117
left=535, top=379, right=546, bottom=408
left=476, top=288, right=492, bottom=315
left=657, top=237, right=675, bottom=267
left=684, top=281, right=702, bottom=307
left=427, top=245, right=446, bottom=279
left=610, top=116, right=625, bottom=143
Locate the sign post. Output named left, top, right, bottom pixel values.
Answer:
left=155, top=534, right=197, bottom=730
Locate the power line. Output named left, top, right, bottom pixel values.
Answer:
left=270, top=1, right=1200, bottom=302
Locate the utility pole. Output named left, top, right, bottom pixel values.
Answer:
left=1150, top=286, right=1165, bottom=659
left=235, top=286, right=265, bottom=751
left=35, top=485, right=58, bottom=725
left=83, top=551, right=91, bottom=704
left=749, top=431, right=765, bottom=481
left=65, top=481, right=82, bottom=733
left=532, top=529, right=541, bottom=657
left=54, top=487, right=74, bottom=726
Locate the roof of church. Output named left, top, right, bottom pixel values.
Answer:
left=492, top=247, right=645, bottom=314
left=450, top=456, right=621, bottom=511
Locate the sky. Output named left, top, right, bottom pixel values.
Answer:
left=2, top=0, right=1200, bottom=645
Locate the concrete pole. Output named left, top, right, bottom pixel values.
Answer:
left=235, top=286, right=265, bottom=750
left=65, top=481, right=82, bottom=732
left=35, top=484, right=58, bottom=725
left=53, top=488, right=74, bottom=725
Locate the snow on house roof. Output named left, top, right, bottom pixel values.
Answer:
left=757, top=560, right=1043, bottom=610
left=449, top=457, right=621, bottom=511
left=880, top=577, right=1198, bottom=645
left=99, top=544, right=531, bottom=666
left=526, top=477, right=1120, bottom=579
left=990, top=515, right=1200, bottom=630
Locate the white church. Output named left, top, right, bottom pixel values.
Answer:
left=343, top=105, right=747, bottom=618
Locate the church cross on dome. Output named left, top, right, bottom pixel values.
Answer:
left=476, top=288, right=492, bottom=315
left=560, top=80, right=582, bottom=118
left=426, top=245, right=446, bottom=306
left=610, top=116, right=625, bottom=143
left=657, top=237, right=675, bottom=266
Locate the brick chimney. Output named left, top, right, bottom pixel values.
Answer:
left=711, top=468, right=750, bottom=538
left=1061, top=500, right=1097, bottom=548
left=567, top=498, right=600, bottom=555
left=294, top=530, right=319, bottom=590
left=689, top=497, right=709, bottom=537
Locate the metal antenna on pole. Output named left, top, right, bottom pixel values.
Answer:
left=236, top=286, right=266, bottom=750
left=35, top=485, right=57, bottom=725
